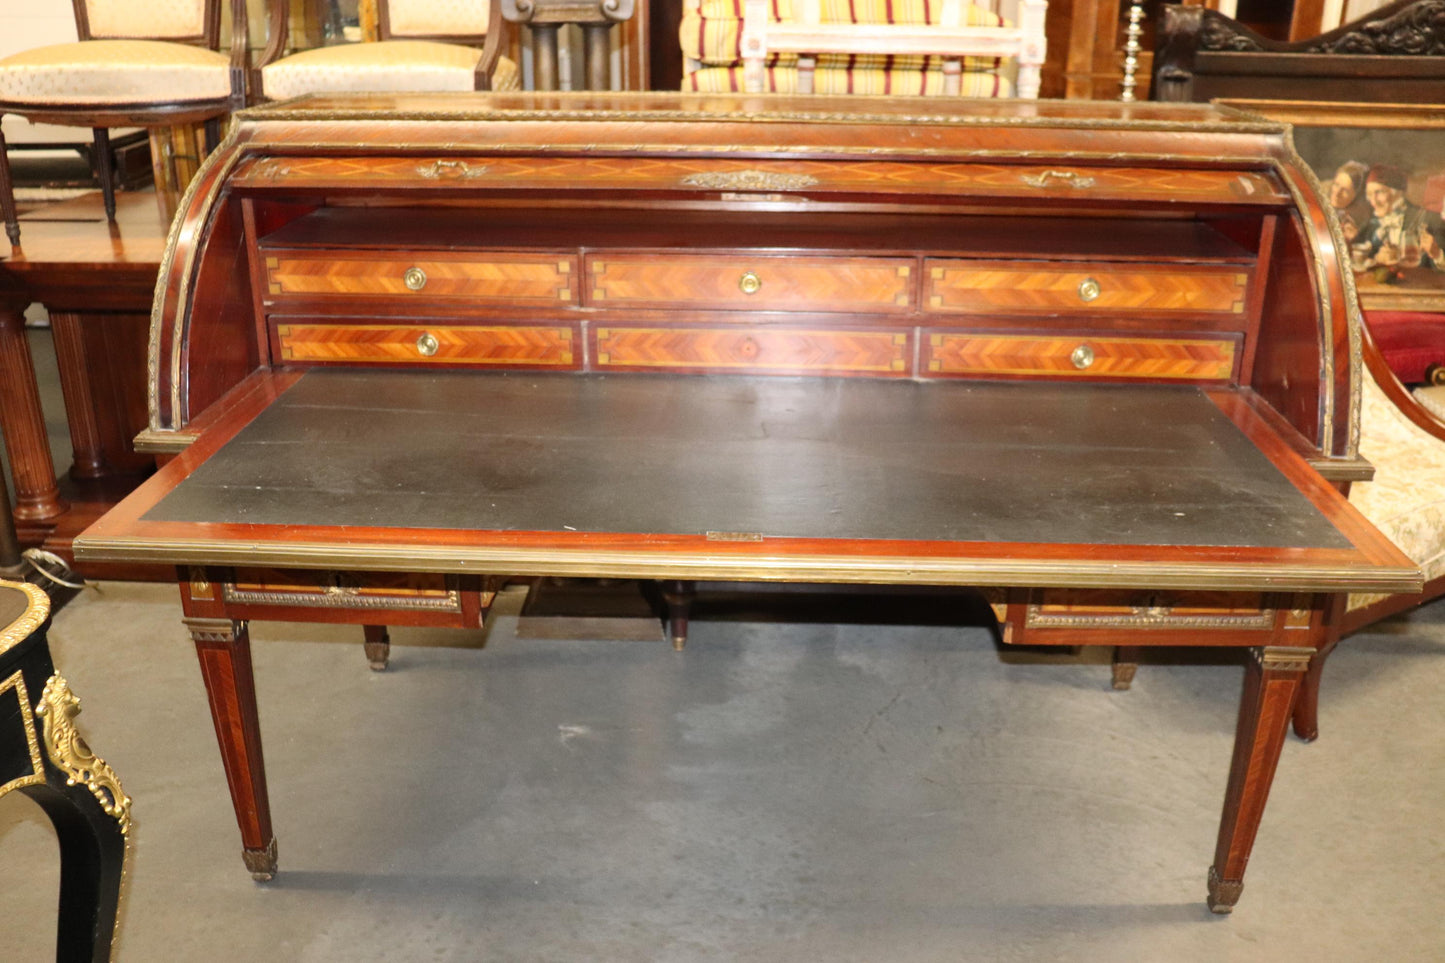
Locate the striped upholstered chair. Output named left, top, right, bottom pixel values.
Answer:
left=256, top=0, right=521, bottom=100
left=680, top=0, right=1046, bottom=97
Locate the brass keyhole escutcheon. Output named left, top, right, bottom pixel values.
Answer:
left=403, top=267, right=428, bottom=291
left=738, top=271, right=762, bottom=295
left=1077, top=277, right=1101, bottom=302
left=1070, top=344, right=1095, bottom=370
left=415, top=332, right=440, bottom=357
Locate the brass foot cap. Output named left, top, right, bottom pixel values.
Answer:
left=244, top=838, right=278, bottom=882
left=1207, top=866, right=1242, bottom=913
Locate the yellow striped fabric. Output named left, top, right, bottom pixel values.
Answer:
left=680, top=0, right=1009, bottom=67
left=684, top=63, right=1011, bottom=95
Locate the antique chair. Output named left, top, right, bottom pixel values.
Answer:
left=680, top=0, right=1047, bottom=96
left=255, top=0, right=520, bottom=99
left=0, top=0, right=250, bottom=246
left=1119, top=0, right=1445, bottom=740
left=0, top=578, right=131, bottom=962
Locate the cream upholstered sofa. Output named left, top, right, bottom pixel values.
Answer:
left=680, top=0, right=1046, bottom=97
left=256, top=0, right=520, bottom=100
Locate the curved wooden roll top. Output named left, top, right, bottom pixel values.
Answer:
left=143, top=92, right=1360, bottom=469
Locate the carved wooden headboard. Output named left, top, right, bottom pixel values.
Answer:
left=1151, top=0, right=1445, bottom=104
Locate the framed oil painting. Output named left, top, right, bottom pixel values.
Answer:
left=1215, top=101, right=1445, bottom=312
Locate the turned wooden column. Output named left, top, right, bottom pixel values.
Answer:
left=1208, top=645, right=1313, bottom=912
left=48, top=312, right=107, bottom=480
left=48, top=311, right=152, bottom=481
left=0, top=297, right=66, bottom=525
left=186, top=616, right=277, bottom=881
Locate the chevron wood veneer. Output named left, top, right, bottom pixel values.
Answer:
left=925, top=332, right=1237, bottom=380
left=595, top=326, right=910, bottom=374
left=588, top=256, right=914, bottom=312
left=265, top=254, right=576, bottom=304
left=275, top=324, right=577, bottom=367
left=926, top=262, right=1249, bottom=315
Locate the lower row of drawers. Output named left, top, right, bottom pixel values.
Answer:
left=273, top=322, right=1240, bottom=382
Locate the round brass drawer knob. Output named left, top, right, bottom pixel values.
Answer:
left=738, top=271, right=762, bottom=295
left=1077, top=277, right=1102, bottom=302
left=1070, top=344, right=1096, bottom=370
left=415, top=332, right=440, bottom=357
left=403, top=266, right=428, bottom=291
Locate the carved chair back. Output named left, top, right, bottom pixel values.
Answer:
left=71, top=0, right=223, bottom=47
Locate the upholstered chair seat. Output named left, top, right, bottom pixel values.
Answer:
left=261, top=39, right=519, bottom=99
left=0, top=40, right=231, bottom=106
left=0, top=0, right=248, bottom=246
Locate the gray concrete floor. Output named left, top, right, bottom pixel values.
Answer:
left=3, top=314, right=1444, bottom=960
left=0, top=585, right=1443, bottom=961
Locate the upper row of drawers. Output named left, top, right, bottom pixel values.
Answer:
left=262, top=251, right=1250, bottom=317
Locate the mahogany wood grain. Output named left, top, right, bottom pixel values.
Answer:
left=925, top=262, right=1249, bottom=316
left=0, top=297, right=66, bottom=524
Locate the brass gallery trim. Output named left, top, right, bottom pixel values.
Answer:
left=232, top=147, right=1283, bottom=171
left=0, top=670, right=46, bottom=799
left=243, top=103, right=1284, bottom=135
left=72, top=538, right=1425, bottom=594
left=221, top=584, right=463, bottom=612
left=680, top=170, right=820, bottom=190
left=1024, top=605, right=1277, bottom=630
left=36, top=674, right=133, bottom=835
left=1255, top=646, right=1314, bottom=672
left=133, top=428, right=197, bottom=453
left=0, top=580, right=49, bottom=657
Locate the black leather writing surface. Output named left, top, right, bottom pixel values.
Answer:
left=144, top=369, right=1349, bottom=550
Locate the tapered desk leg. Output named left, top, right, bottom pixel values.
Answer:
left=661, top=580, right=694, bottom=650
left=363, top=624, right=390, bottom=671
left=186, top=617, right=277, bottom=880
left=0, top=299, right=67, bottom=526
left=1207, top=645, right=1312, bottom=913
left=1291, top=594, right=1345, bottom=743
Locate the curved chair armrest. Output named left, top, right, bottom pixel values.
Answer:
left=1361, top=315, right=1445, bottom=444
left=475, top=0, right=512, bottom=90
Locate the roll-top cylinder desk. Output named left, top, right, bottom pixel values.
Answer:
left=74, top=93, right=1419, bottom=912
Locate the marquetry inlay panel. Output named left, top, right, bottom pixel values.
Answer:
left=264, top=252, right=577, bottom=303
left=275, top=324, right=577, bottom=367
left=234, top=156, right=1288, bottom=206
left=925, top=261, right=1249, bottom=315
left=925, top=332, right=1237, bottom=381
left=595, top=326, right=910, bottom=375
left=586, top=255, right=915, bottom=312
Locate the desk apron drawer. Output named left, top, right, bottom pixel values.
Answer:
left=263, top=251, right=578, bottom=305
left=925, top=261, right=1249, bottom=316
left=985, top=589, right=1304, bottom=647
left=181, top=568, right=493, bottom=629
left=923, top=331, right=1238, bottom=382
left=273, top=321, right=579, bottom=367
left=586, top=255, right=915, bottom=312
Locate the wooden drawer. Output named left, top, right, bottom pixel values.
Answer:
left=223, top=569, right=468, bottom=613
left=925, top=260, right=1249, bottom=316
left=274, top=322, right=578, bottom=367
left=924, top=332, right=1237, bottom=382
left=1026, top=589, right=1275, bottom=630
left=587, top=255, right=915, bottom=312
left=595, top=325, right=910, bottom=375
left=263, top=251, right=577, bottom=304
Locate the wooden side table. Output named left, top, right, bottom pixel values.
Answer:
left=0, top=579, right=130, bottom=963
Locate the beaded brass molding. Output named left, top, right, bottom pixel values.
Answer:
left=0, top=671, right=45, bottom=799
left=0, top=580, right=49, bottom=657
left=1025, top=604, right=1276, bottom=631
left=35, top=674, right=132, bottom=834
left=221, top=580, right=463, bottom=612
